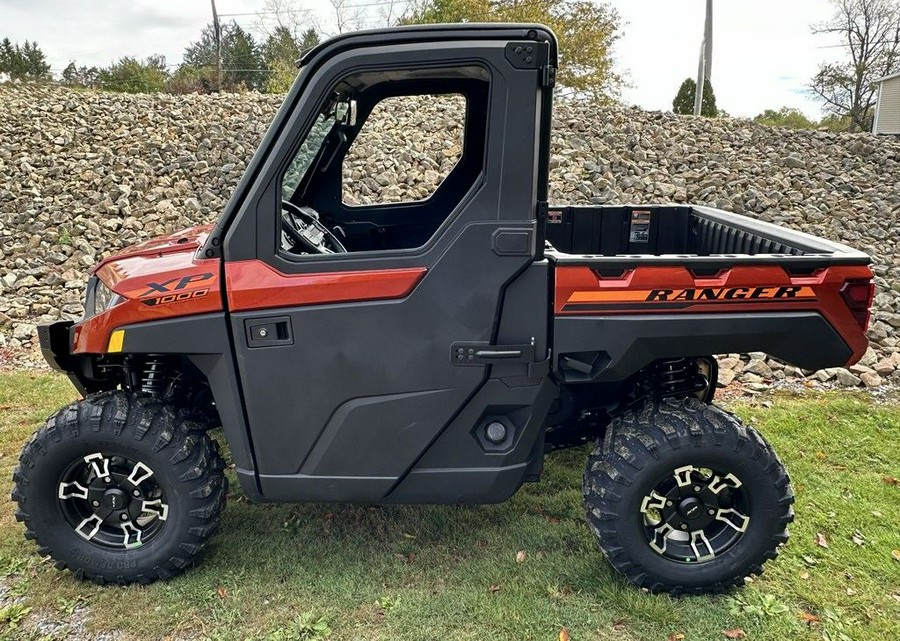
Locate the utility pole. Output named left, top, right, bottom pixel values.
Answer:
left=211, top=0, right=222, bottom=92
left=693, top=0, right=713, bottom=116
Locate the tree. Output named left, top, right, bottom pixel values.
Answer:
left=180, top=21, right=264, bottom=91
left=61, top=61, right=100, bottom=88
left=262, top=25, right=300, bottom=92
left=672, top=77, right=717, bottom=116
left=299, top=27, right=320, bottom=51
left=753, top=107, right=817, bottom=129
left=97, top=56, right=168, bottom=93
left=0, top=38, right=52, bottom=81
left=402, top=0, right=623, bottom=101
left=810, top=0, right=900, bottom=132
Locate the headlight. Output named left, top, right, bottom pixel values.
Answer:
left=85, top=277, right=122, bottom=318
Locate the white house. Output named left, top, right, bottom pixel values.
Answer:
left=873, top=71, right=900, bottom=135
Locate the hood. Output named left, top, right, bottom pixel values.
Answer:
left=92, top=225, right=221, bottom=303
left=93, top=224, right=214, bottom=271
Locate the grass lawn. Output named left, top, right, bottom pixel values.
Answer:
left=0, top=371, right=898, bottom=641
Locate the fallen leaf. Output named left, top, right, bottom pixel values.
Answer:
left=800, top=570, right=810, bottom=580
left=612, top=619, right=627, bottom=631
left=546, top=516, right=561, bottom=524
left=799, top=611, right=820, bottom=625
left=814, top=450, right=827, bottom=461
left=515, top=550, right=526, bottom=564
left=815, top=532, right=829, bottom=548
left=883, top=476, right=898, bottom=486
left=216, top=586, right=228, bottom=600
left=802, top=555, right=818, bottom=567
left=846, top=587, right=857, bottom=596
left=406, top=552, right=416, bottom=563
left=402, top=532, right=417, bottom=539
left=872, top=510, right=883, bottom=517
left=558, top=627, right=570, bottom=641
left=667, top=633, right=685, bottom=641
left=723, top=629, right=746, bottom=639
left=851, top=530, right=866, bottom=546
left=891, top=549, right=900, bottom=562
left=488, top=584, right=501, bottom=593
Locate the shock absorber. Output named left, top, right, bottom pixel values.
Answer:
left=655, top=358, right=707, bottom=399
left=140, top=356, right=170, bottom=397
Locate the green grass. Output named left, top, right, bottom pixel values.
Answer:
left=0, top=371, right=898, bottom=641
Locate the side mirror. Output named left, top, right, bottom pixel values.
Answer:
left=335, top=100, right=357, bottom=127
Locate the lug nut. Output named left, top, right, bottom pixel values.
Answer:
left=680, top=524, right=688, bottom=530
left=666, top=501, right=673, bottom=507
left=104, top=477, right=112, bottom=484
left=133, top=489, right=141, bottom=497
left=120, top=513, right=129, bottom=521
left=92, top=500, right=100, bottom=507
left=693, top=486, right=701, bottom=492
left=708, top=509, right=715, bottom=515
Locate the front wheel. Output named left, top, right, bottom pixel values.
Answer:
left=12, top=392, right=226, bottom=584
left=583, top=397, right=794, bottom=594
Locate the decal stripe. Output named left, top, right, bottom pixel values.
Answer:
left=226, top=260, right=427, bottom=312
left=562, top=298, right=820, bottom=312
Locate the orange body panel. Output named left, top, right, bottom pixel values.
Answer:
left=224, top=260, right=427, bottom=312
left=72, top=226, right=223, bottom=354
left=554, top=264, right=874, bottom=365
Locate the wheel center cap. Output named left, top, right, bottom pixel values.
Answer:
left=678, top=496, right=705, bottom=520
left=103, top=488, right=127, bottom=511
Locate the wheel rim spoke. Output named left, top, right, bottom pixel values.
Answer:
left=126, top=461, right=154, bottom=486
left=140, top=499, right=169, bottom=521
left=75, top=514, right=103, bottom=541
left=708, top=472, right=742, bottom=494
left=714, top=507, right=750, bottom=532
left=640, top=490, right=667, bottom=513
left=83, top=452, right=110, bottom=479
left=649, top=523, right=675, bottom=555
left=690, top=529, right=716, bottom=561
left=122, top=522, right=143, bottom=549
left=673, top=465, right=696, bottom=487
left=57, top=480, right=89, bottom=500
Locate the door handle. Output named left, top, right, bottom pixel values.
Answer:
left=450, top=340, right=535, bottom=365
left=245, top=316, right=293, bottom=348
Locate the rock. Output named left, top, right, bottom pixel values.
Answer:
left=12, top=322, right=36, bottom=341
left=717, top=368, right=736, bottom=387
left=783, top=154, right=806, bottom=169
left=744, top=359, right=773, bottom=377
left=860, top=371, right=883, bottom=388
left=835, top=369, right=862, bottom=387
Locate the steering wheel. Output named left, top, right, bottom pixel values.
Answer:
left=281, top=201, right=347, bottom=254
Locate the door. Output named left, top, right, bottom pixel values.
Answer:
left=222, top=30, right=554, bottom=502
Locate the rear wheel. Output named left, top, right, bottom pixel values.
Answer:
left=12, top=392, right=226, bottom=584
left=583, top=397, right=793, bottom=594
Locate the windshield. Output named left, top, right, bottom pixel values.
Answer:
left=281, top=98, right=351, bottom=200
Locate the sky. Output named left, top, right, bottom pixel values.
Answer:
left=0, top=0, right=846, bottom=119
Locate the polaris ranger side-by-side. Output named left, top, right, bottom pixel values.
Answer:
left=16, top=24, right=873, bottom=594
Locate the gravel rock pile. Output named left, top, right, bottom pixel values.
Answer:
left=1, top=86, right=897, bottom=388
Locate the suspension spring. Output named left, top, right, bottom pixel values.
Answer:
left=656, top=358, right=699, bottom=397
left=140, top=356, right=169, bottom=397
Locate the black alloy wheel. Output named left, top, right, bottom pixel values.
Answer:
left=583, top=396, right=794, bottom=594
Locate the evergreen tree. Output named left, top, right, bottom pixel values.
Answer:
left=0, top=38, right=52, bottom=81
left=180, top=21, right=264, bottom=92
left=672, top=77, right=718, bottom=117
left=262, top=25, right=300, bottom=93
left=97, top=56, right=168, bottom=93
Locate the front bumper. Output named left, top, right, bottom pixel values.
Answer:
left=37, top=320, right=109, bottom=395
left=37, top=320, right=76, bottom=373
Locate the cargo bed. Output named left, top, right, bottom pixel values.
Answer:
left=544, top=205, right=870, bottom=270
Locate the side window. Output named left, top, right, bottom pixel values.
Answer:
left=342, top=94, right=466, bottom=206
left=277, top=66, right=488, bottom=257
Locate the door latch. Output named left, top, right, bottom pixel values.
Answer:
left=450, top=340, right=535, bottom=366
left=245, top=316, right=293, bottom=348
